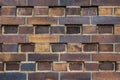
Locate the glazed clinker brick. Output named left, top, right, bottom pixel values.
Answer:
left=60, top=72, right=91, bottom=80
left=28, top=54, right=58, bottom=61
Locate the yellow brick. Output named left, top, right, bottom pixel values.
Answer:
left=114, top=26, right=120, bottom=34
left=53, top=63, right=67, bottom=71
left=35, top=43, right=50, bottom=52
left=28, top=35, right=58, bottom=43
left=67, top=44, right=82, bottom=52
left=115, top=8, right=120, bottom=15
left=99, top=8, right=112, bottom=15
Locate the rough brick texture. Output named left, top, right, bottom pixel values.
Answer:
left=0, top=0, right=120, bottom=80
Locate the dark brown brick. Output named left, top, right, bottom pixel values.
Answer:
left=92, top=72, right=120, bottom=80
left=69, top=61, right=83, bottom=71
left=28, top=0, right=58, bottom=6
left=19, top=26, right=33, bottom=34
left=0, top=44, right=2, bottom=52
left=92, top=54, right=120, bottom=61
left=2, top=44, right=18, bottom=52
left=59, top=17, right=90, bottom=24
left=35, top=25, right=50, bottom=34
left=28, top=54, right=58, bottom=61
left=60, top=72, right=90, bottom=80
left=34, top=8, right=48, bottom=15
left=27, top=17, right=57, bottom=25
left=0, top=63, right=4, bottom=71
left=60, top=54, right=90, bottom=61
left=99, top=44, right=113, bottom=52
left=92, top=0, right=120, bottom=6
left=59, top=35, right=90, bottom=43
left=99, top=62, right=115, bottom=70
left=85, top=63, right=99, bottom=71
left=6, top=62, right=19, bottom=70
left=0, top=54, right=26, bottom=61
left=37, top=61, right=52, bottom=70
left=66, top=26, right=80, bottom=34
left=115, top=44, right=120, bottom=52
left=4, top=25, right=18, bottom=34
left=91, top=16, right=120, bottom=24
left=50, top=26, right=65, bottom=34
left=83, top=26, right=97, bottom=34
left=28, top=72, right=58, bottom=80
left=1, top=7, right=16, bottom=15
left=81, top=7, right=98, bottom=16
left=60, top=0, right=90, bottom=6
left=83, top=43, right=98, bottom=52
left=51, top=43, right=66, bottom=52
left=17, top=8, right=33, bottom=16
left=0, top=0, right=26, bottom=6
left=66, top=8, right=80, bottom=15
left=21, top=43, right=34, bottom=52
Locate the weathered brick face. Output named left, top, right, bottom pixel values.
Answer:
left=0, top=0, right=120, bottom=80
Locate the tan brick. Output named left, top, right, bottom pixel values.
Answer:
left=28, top=35, right=58, bottom=43
left=99, top=8, right=112, bottom=15
left=35, top=43, right=50, bottom=52
left=115, top=8, right=120, bottom=15
left=67, top=44, right=82, bottom=52
left=115, top=26, right=120, bottom=34
left=53, top=63, right=67, bottom=71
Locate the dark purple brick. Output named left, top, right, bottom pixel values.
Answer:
left=6, top=62, right=19, bottom=70
left=4, top=25, right=18, bottom=34
left=50, top=26, right=65, bottom=34
left=21, top=43, right=34, bottom=52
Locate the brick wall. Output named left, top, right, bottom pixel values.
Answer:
left=0, top=0, right=120, bottom=80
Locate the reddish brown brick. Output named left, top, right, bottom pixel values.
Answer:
left=66, top=8, right=80, bottom=15
left=21, top=43, right=34, bottom=52
left=92, top=72, right=120, bottom=80
left=69, top=61, right=83, bottom=71
left=115, top=44, right=120, bottom=52
left=6, top=62, right=19, bottom=70
left=34, top=8, right=48, bottom=15
left=37, top=61, right=52, bottom=70
left=60, top=54, right=90, bottom=61
left=50, top=26, right=65, bottom=34
left=0, top=63, right=4, bottom=71
left=99, top=62, right=115, bottom=70
left=53, top=63, right=67, bottom=71
left=67, top=44, right=82, bottom=52
left=19, top=26, right=33, bottom=34
left=83, top=26, right=97, bottom=34
left=116, top=63, right=120, bottom=70
left=28, top=72, right=58, bottom=80
left=1, top=7, right=16, bottom=15
left=85, top=63, right=99, bottom=71
left=4, top=25, right=18, bottom=34
left=17, top=8, right=33, bottom=16
left=99, top=44, right=113, bottom=52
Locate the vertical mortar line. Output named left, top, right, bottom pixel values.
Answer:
left=90, top=0, right=92, bottom=5
left=58, top=72, right=60, bottom=80
left=113, top=7, right=115, bottom=16
left=113, top=43, right=115, bottom=52
left=4, top=62, right=6, bottom=72
left=58, top=0, right=60, bottom=6
left=36, top=61, right=38, bottom=72
left=91, top=72, right=93, bottom=80
left=26, top=73, right=28, bottom=80
left=26, top=0, right=28, bottom=6
left=33, top=25, right=35, bottom=34
left=2, top=25, right=4, bottom=34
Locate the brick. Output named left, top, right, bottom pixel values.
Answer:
left=115, top=26, right=120, bottom=34
left=0, top=44, right=2, bottom=52
left=116, top=63, right=120, bottom=70
left=0, top=17, right=25, bottom=25
left=34, top=8, right=48, bottom=15
left=115, top=44, right=120, bottom=52
left=92, top=54, right=120, bottom=61
left=85, top=63, right=99, bottom=71
left=98, top=24, right=113, bottom=34
left=6, top=62, right=19, bottom=70
left=67, top=44, right=82, bottom=52
left=0, top=26, right=2, bottom=34
left=99, top=62, right=114, bottom=70
left=1, top=7, right=16, bottom=15
left=81, top=7, right=98, bottom=16
left=60, top=72, right=90, bottom=80
left=92, top=0, right=120, bottom=6
left=35, top=25, right=50, bottom=34
left=50, top=26, right=65, bottom=34
left=28, top=54, right=58, bottom=61
left=49, top=7, right=65, bottom=17
left=53, top=63, right=67, bottom=71
left=99, top=44, right=113, bottom=52
left=83, top=26, right=97, bottom=34
left=0, top=63, right=4, bottom=71
left=0, top=73, right=26, bottom=80
left=66, top=26, right=80, bottom=34
left=21, top=63, right=35, bottom=71
left=51, top=43, right=66, bottom=52
left=35, top=43, right=50, bottom=52
left=0, top=0, right=26, bottom=6
left=4, top=25, right=18, bottom=34
left=27, top=17, right=57, bottom=25
left=2, top=44, right=18, bottom=52
left=69, top=61, right=83, bottom=71
left=19, top=26, right=33, bottom=34
left=92, top=72, right=120, bottom=80
left=28, top=72, right=58, bottom=80
left=59, top=35, right=90, bottom=43
left=28, top=35, right=58, bottom=43
left=83, top=43, right=98, bottom=52
left=37, top=61, right=52, bottom=70
left=28, top=0, right=58, bottom=6
left=91, top=16, right=120, bottom=24
left=66, top=8, right=80, bottom=15
left=115, top=8, right=120, bottom=15
left=60, top=54, right=90, bottom=61
left=92, top=35, right=120, bottom=43
left=99, top=8, right=113, bottom=15
left=0, top=54, right=26, bottom=61
left=60, top=0, right=90, bottom=6
left=59, top=17, right=90, bottom=24
left=17, top=8, right=33, bottom=16
left=21, top=43, right=35, bottom=52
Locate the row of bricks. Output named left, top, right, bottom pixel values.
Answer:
left=0, top=25, right=119, bottom=34
left=0, top=72, right=120, bottom=80
left=0, top=7, right=120, bottom=16
left=0, top=0, right=120, bottom=6
left=0, top=61, right=119, bottom=71
left=0, top=43, right=120, bottom=52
